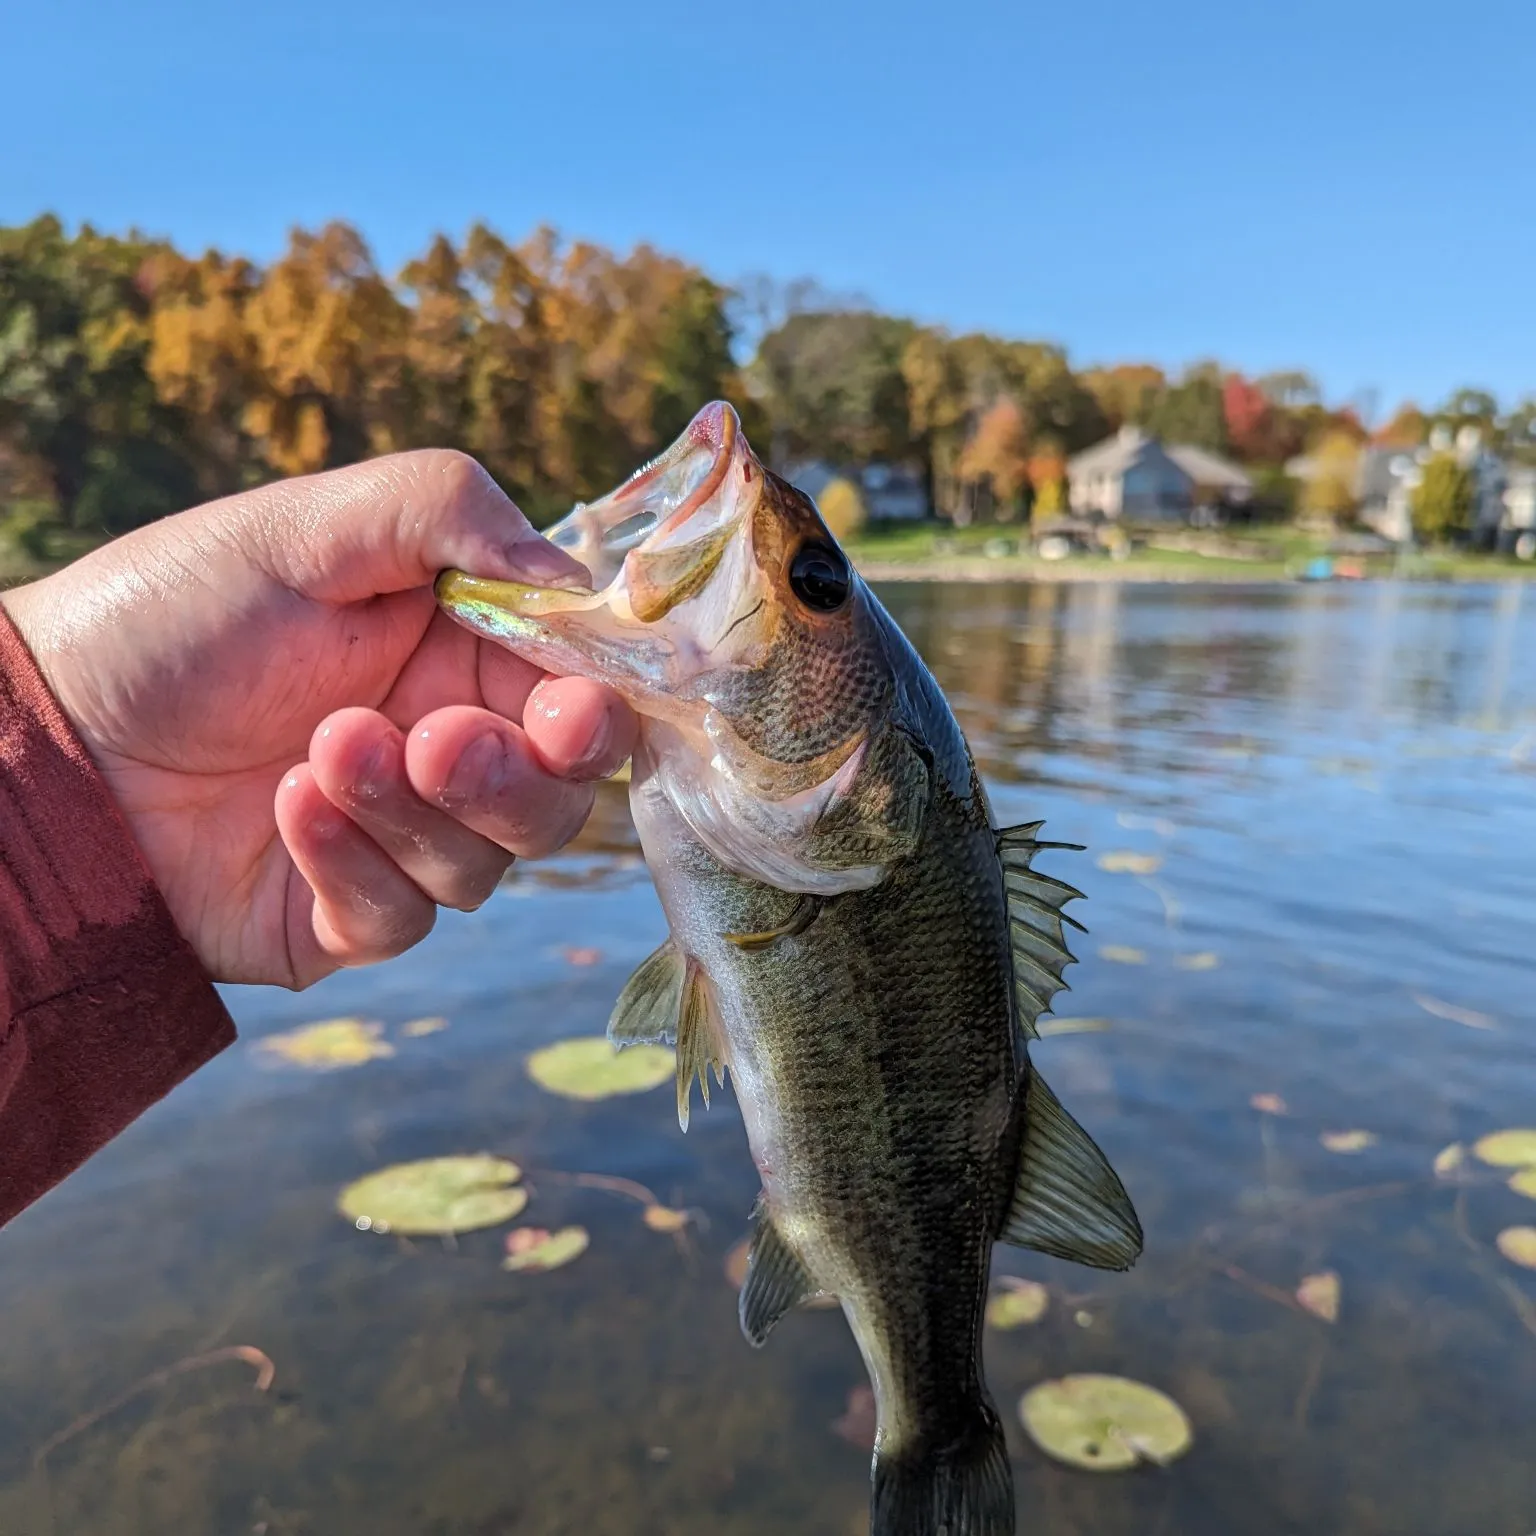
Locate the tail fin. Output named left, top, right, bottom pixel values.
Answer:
left=870, top=1402, right=1014, bottom=1536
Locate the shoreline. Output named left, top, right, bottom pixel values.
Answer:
left=850, top=556, right=1536, bottom=585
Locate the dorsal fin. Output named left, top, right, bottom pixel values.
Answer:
left=996, top=821, right=1086, bottom=1040
left=998, top=1066, right=1142, bottom=1271
left=739, top=1203, right=822, bottom=1346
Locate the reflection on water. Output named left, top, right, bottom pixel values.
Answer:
left=2, top=581, right=1535, bottom=1536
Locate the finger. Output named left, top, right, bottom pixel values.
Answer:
left=405, top=706, right=596, bottom=859
left=274, top=764, right=437, bottom=976
left=308, top=707, right=515, bottom=911
left=376, top=606, right=547, bottom=730
left=214, top=448, right=591, bottom=605
left=523, top=677, right=638, bottom=780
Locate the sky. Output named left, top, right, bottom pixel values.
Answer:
left=7, top=0, right=1533, bottom=417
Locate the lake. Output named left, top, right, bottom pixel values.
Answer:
left=2, top=579, right=1534, bottom=1536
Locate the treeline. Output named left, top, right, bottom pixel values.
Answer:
left=3, top=214, right=1533, bottom=549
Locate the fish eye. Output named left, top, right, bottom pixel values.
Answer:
left=788, top=541, right=851, bottom=613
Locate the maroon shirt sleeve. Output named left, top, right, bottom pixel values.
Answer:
left=0, top=606, right=237, bottom=1226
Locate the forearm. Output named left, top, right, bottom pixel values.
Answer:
left=0, top=603, right=235, bottom=1227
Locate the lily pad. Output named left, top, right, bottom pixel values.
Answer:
left=1250, top=1092, right=1288, bottom=1116
left=256, top=1018, right=393, bottom=1070
left=1473, top=1129, right=1536, bottom=1168
left=1509, top=1168, right=1536, bottom=1201
left=1320, top=1130, right=1377, bottom=1154
left=502, top=1225, right=589, bottom=1272
left=1433, top=1142, right=1466, bottom=1178
left=1099, top=945, right=1147, bottom=966
left=1495, top=1227, right=1536, bottom=1269
left=1297, top=1270, right=1340, bottom=1322
left=338, top=1155, right=526, bottom=1236
left=1174, top=951, right=1220, bottom=971
left=562, top=946, right=603, bottom=967
left=1096, top=852, right=1163, bottom=876
left=723, top=1234, right=838, bottom=1307
left=1018, top=1375, right=1192, bottom=1471
left=527, top=1037, right=675, bottom=1100
left=400, top=1016, right=449, bottom=1038
left=986, top=1279, right=1049, bottom=1330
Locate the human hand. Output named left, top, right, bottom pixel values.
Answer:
left=1, top=452, right=634, bottom=989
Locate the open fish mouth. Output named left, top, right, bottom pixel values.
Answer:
left=434, top=401, right=760, bottom=697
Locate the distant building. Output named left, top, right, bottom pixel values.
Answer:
left=1502, top=466, right=1536, bottom=553
left=1355, top=426, right=1513, bottom=547
left=1066, top=427, right=1252, bottom=522
left=859, top=462, right=929, bottom=521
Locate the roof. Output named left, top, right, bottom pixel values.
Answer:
left=1164, top=443, right=1253, bottom=490
left=1066, top=425, right=1151, bottom=477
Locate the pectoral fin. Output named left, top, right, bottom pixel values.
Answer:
left=998, top=1067, right=1142, bottom=1271
left=997, top=821, right=1086, bottom=1040
left=608, top=938, right=686, bottom=1048
left=739, top=1204, right=821, bottom=1347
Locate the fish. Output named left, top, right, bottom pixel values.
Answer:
left=436, top=402, right=1142, bottom=1536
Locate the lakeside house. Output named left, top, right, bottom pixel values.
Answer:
left=1066, top=426, right=1253, bottom=522
left=1350, top=426, right=1525, bottom=549
left=785, top=459, right=930, bottom=521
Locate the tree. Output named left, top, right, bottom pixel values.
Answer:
left=1411, top=453, right=1475, bottom=544
left=1301, top=429, right=1362, bottom=522
left=1147, top=367, right=1228, bottom=452
left=1374, top=403, right=1425, bottom=449
left=958, top=397, right=1031, bottom=519
left=1081, top=363, right=1165, bottom=429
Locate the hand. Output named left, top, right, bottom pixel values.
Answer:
left=1, top=451, right=634, bottom=989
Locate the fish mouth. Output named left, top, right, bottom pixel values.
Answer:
left=434, top=401, right=757, bottom=697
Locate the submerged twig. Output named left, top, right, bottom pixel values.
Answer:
left=33, top=1346, right=275, bottom=1468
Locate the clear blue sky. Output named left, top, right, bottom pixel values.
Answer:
left=7, top=0, right=1532, bottom=417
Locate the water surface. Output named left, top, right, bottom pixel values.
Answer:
left=3, top=580, right=1534, bottom=1536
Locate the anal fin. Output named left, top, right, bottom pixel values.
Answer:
left=608, top=938, right=686, bottom=1048
left=739, top=1204, right=821, bottom=1346
left=998, top=1067, right=1142, bottom=1271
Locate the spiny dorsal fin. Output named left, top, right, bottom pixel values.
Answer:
left=739, top=1204, right=821, bottom=1347
left=675, top=960, right=724, bottom=1133
left=998, top=1066, right=1142, bottom=1271
left=996, top=821, right=1086, bottom=1039
left=607, top=938, right=686, bottom=1048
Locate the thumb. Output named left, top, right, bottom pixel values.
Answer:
left=220, top=449, right=588, bottom=604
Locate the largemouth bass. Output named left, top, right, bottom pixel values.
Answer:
left=437, top=403, right=1141, bottom=1536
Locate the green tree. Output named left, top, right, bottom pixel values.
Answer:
left=1411, top=453, right=1475, bottom=543
left=1146, top=365, right=1228, bottom=452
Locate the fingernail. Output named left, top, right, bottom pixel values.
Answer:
left=504, top=535, right=592, bottom=588
left=570, top=709, right=614, bottom=775
left=441, top=732, right=506, bottom=808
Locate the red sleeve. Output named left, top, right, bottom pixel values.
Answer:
left=0, top=606, right=237, bottom=1226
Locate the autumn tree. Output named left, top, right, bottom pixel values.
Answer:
left=1374, top=403, right=1425, bottom=449
left=1146, top=364, right=1228, bottom=453
left=958, top=397, right=1031, bottom=520
left=1081, top=363, right=1165, bottom=430
left=1301, top=429, right=1362, bottom=523
left=1411, top=453, right=1475, bottom=544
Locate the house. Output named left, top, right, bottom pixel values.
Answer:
left=1356, top=448, right=1418, bottom=543
left=1066, top=427, right=1193, bottom=520
left=1164, top=443, right=1254, bottom=512
left=859, top=462, right=929, bottom=521
left=1501, top=466, right=1536, bottom=556
left=1356, top=426, right=1512, bottom=546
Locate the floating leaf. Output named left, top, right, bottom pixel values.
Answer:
left=1412, top=992, right=1497, bottom=1031
left=256, top=1018, right=393, bottom=1070
left=527, top=1037, right=675, bottom=1100
left=502, top=1225, right=589, bottom=1272
left=724, top=1237, right=750, bottom=1290
left=986, top=1279, right=1049, bottom=1330
left=1250, top=1093, right=1288, bottom=1116
left=1509, top=1168, right=1536, bottom=1201
left=1296, top=1271, right=1340, bottom=1322
left=562, top=946, right=603, bottom=967
left=339, top=1155, right=525, bottom=1236
left=1038, top=1017, right=1111, bottom=1037
left=1099, top=945, right=1147, bottom=966
left=1096, top=852, right=1163, bottom=876
left=1073, top=1310, right=1094, bottom=1329
left=1473, top=1130, right=1536, bottom=1168
left=1175, top=952, right=1220, bottom=971
left=1433, top=1142, right=1466, bottom=1178
left=1495, top=1227, right=1536, bottom=1269
left=643, top=1205, right=691, bottom=1233
left=1320, top=1131, right=1377, bottom=1154
left=400, top=1016, right=449, bottom=1038
left=1018, top=1375, right=1192, bottom=1471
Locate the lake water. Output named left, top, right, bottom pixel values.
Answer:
left=2, top=579, right=1534, bottom=1536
